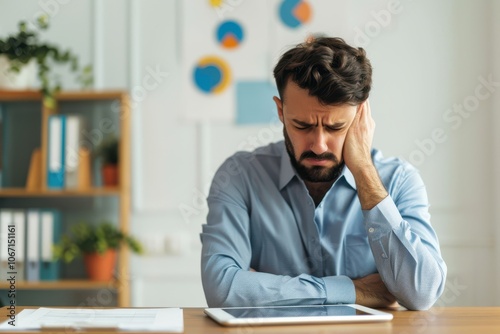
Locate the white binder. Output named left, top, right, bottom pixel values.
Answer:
left=26, top=210, right=40, bottom=282
left=12, top=210, right=26, bottom=281
left=64, top=115, right=82, bottom=189
left=0, top=210, right=13, bottom=279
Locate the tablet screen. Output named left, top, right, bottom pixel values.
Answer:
left=221, top=305, right=370, bottom=319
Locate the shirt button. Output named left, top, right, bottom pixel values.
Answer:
left=368, top=227, right=375, bottom=233
left=381, top=253, right=388, bottom=259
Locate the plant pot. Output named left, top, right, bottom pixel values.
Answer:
left=0, top=56, right=37, bottom=89
left=102, top=164, right=118, bottom=186
left=83, top=250, right=117, bottom=281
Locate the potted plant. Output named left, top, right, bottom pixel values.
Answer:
left=0, top=15, right=93, bottom=107
left=95, top=136, right=119, bottom=186
left=54, top=222, right=143, bottom=281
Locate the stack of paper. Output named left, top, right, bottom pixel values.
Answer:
left=0, top=308, right=183, bottom=332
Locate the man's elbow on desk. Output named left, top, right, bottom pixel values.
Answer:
left=399, top=294, right=441, bottom=311
left=395, top=274, right=447, bottom=311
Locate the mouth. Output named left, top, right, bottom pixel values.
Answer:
left=302, top=158, right=333, bottom=166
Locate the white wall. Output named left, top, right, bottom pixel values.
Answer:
left=1, top=0, right=498, bottom=307
left=492, top=0, right=500, bottom=306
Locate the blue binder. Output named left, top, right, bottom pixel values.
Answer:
left=40, top=210, right=61, bottom=281
left=47, top=115, right=66, bottom=189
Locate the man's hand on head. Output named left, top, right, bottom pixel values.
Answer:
left=343, top=100, right=388, bottom=209
left=343, top=99, right=375, bottom=176
left=353, top=273, right=400, bottom=308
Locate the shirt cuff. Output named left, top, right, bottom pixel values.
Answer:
left=362, top=195, right=403, bottom=238
left=323, top=275, right=355, bottom=304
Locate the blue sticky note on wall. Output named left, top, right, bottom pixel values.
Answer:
left=236, top=81, right=279, bottom=125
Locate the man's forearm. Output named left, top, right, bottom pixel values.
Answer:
left=353, top=273, right=399, bottom=308
left=352, top=163, right=388, bottom=210
left=202, top=255, right=355, bottom=307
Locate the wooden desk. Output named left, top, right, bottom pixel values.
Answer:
left=2, top=307, right=500, bottom=333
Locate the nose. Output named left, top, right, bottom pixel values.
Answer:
left=309, top=128, right=328, bottom=155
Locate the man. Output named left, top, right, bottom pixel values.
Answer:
left=200, top=37, right=446, bottom=310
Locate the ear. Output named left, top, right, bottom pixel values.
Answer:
left=273, top=96, right=284, bottom=123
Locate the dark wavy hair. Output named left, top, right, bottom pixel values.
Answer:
left=273, top=36, right=372, bottom=105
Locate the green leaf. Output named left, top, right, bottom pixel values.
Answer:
left=53, top=222, right=143, bottom=263
left=0, top=15, right=94, bottom=99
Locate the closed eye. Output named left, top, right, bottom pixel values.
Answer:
left=326, top=125, right=343, bottom=131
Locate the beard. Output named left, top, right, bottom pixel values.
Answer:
left=284, top=126, right=344, bottom=183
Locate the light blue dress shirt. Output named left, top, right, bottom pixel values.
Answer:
left=201, top=141, right=447, bottom=310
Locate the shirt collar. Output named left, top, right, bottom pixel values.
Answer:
left=279, top=144, right=296, bottom=190
left=279, top=143, right=358, bottom=191
left=341, top=165, right=357, bottom=190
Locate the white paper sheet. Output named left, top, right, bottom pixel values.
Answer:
left=0, top=308, right=183, bottom=332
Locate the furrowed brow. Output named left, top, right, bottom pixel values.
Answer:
left=292, top=119, right=312, bottom=127
left=292, top=119, right=346, bottom=128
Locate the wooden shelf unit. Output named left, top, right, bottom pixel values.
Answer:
left=0, top=187, right=121, bottom=197
left=0, top=280, right=119, bottom=290
left=0, top=90, right=131, bottom=307
left=0, top=90, right=128, bottom=101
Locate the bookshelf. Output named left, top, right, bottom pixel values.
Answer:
left=0, top=280, right=119, bottom=290
left=0, top=90, right=131, bottom=307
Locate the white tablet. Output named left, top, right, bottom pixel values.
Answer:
left=204, top=304, right=393, bottom=326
